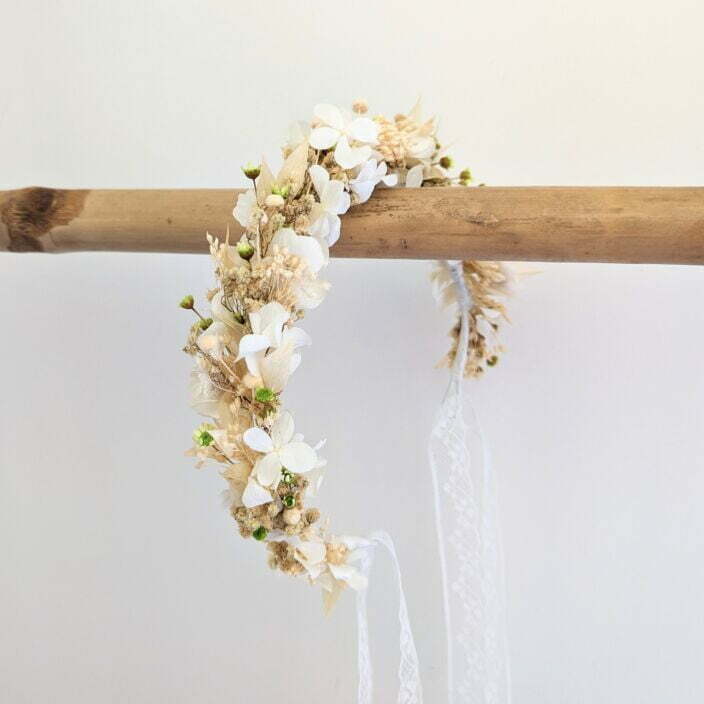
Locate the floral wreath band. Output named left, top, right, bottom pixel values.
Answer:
left=182, top=99, right=512, bottom=611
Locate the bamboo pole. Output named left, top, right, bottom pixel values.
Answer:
left=1, top=186, right=703, bottom=264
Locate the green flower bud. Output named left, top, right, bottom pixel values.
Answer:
left=199, top=317, right=213, bottom=330
left=255, top=387, right=276, bottom=403
left=439, top=156, right=453, bottom=169
left=283, top=494, right=295, bottom=508
left=459, top=169, right=472, bottom=181
left=281, top=469, right=295, bottom=485
left=179, top=295, right=194, bottom=309
left=253, top=526, right=268, bottom=541
left=237, top=239, right=255, bottom=261
left=242, top=162, right=261, bottom=180
left=271, top=184, right=290, bottom=199
left=487, top=355, right=499, bottom=367
left=193, top=424, right=215, bottom=447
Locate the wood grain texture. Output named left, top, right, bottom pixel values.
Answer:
left=1, top=186, right=703, bottom=263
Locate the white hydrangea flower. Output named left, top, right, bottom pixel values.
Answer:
left=233, top=189, right=257, bottom=228
left=349, top=159, right=398, bottom=203
left=241, top=411, right=318, bottom=507
left=309, top=104, right=379, bottom=170
left=271, top=227, right=327, bottom=274
left=309, top=103, right=378, bottom=150
left=405, top=164, right=425, bottom=188
left=308, top=165, right=351, bottom=246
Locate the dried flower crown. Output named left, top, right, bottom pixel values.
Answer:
left=182, top=100, right=511, bottom=610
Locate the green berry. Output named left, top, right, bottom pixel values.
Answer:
left=255, top=387, right=275, bottom=403
left=283, top=495, right=295, bottom=508
left=253, top=526, right=268, bottom=541
left=439, top=155, right=453, bottom=169
left=237, top=239, right=255, bottom=261
left=459, top=169, right=472, bottom=181
left=487, top=355, right=499, bottom=367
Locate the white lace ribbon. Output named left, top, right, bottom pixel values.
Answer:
left=354, top=261, right=510, bottom=704
left=428, top=261, right=512, bottom=704
left=356, top=531, right=424, bottom=704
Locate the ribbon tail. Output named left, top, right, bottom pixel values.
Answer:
left=428, top=261, right=512, bottom=703
left=356, top=531, right=424, bottom=704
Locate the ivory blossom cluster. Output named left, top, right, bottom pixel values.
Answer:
left=183, top=100, right=505, bottom=609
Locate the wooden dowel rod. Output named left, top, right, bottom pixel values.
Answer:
left=1, top=186, right=703, bottom=264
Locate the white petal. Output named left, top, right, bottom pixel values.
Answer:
left=254, top=452, right=283, bottom=487
left=382, top=172, right=399, bottom=186
left=259, top=344, right=295, bottom=393
left=242, top=478, right=273, bottom=508
left=243, top=427, right=274, bottom=453
left=336, top=190, right=351, bottom=215
left=407, top=135, right=435, bottom=160
left=334, top=136, right=372, bottom=170
left=272, top=227, right=326, bottom=274
left=308, top=165, right=330, bottom=200
left=405, top=164, right=424, bottom=188
left=351, top=180, right=376, bottom=204
left=282, top=326, right=312, bottom=349
left=321, top=179, right=346, bottom=212
left=289, top=352, right=302, bottom=377
left=236, top=333, right=270, bottom=360
left=309, top=126, right=340, bottom=150
left=293, top=275, right=329, bottom=311
left=233, top=190, right=256, bottom=227
left=313, top=103, right=345, bottom=130
left=253, top=301, right=290, bottom=347
left=347, top=117, right=379, bottom=144
left=329, top=563, right=367, bottom=590
left=309, top=212, right=331, bottom=241
left=270, top=411, right=294, bottom=447
left=325, top=214, right=342, bottom=246
left=278, top=441, right=317, bottom=473
left=296, top=539, right=327, bottom=566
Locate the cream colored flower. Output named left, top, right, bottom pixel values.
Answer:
left=272, top=227, right=327, bottom=274
left=308, top=165, right=350, bottom=246
left=241, top=411, right=318, bottom=507
left=349, top=159, right=398, bottom=203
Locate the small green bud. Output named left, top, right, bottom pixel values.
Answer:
left=255, top=387, right=275, bottom=403
left=487, top=355, right=499, bottom=367
left=199, top=317, right=213, bottom=330
left=459, top=169, right=472, bottom=181
left=179, top=295, right=194, bottom=309
left=439, top=155, right=453, bottom=169
left=271, top=184, right=291, bottom=199
left=283, top=494, right=295, bottom=508
left=242, top=162, right=261, bottom=180
left=253, top=526, right=268, bottom=541
left=281, top=469, right=295, bottom=485
left=237, top=239, right=255, bottom=261
left=193, top=424, right=215, bottom=447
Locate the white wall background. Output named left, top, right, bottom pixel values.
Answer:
left=1, top=1, right=703, bottom=702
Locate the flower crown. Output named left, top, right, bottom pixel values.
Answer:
left=182, top=100, right=511, bottom=610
